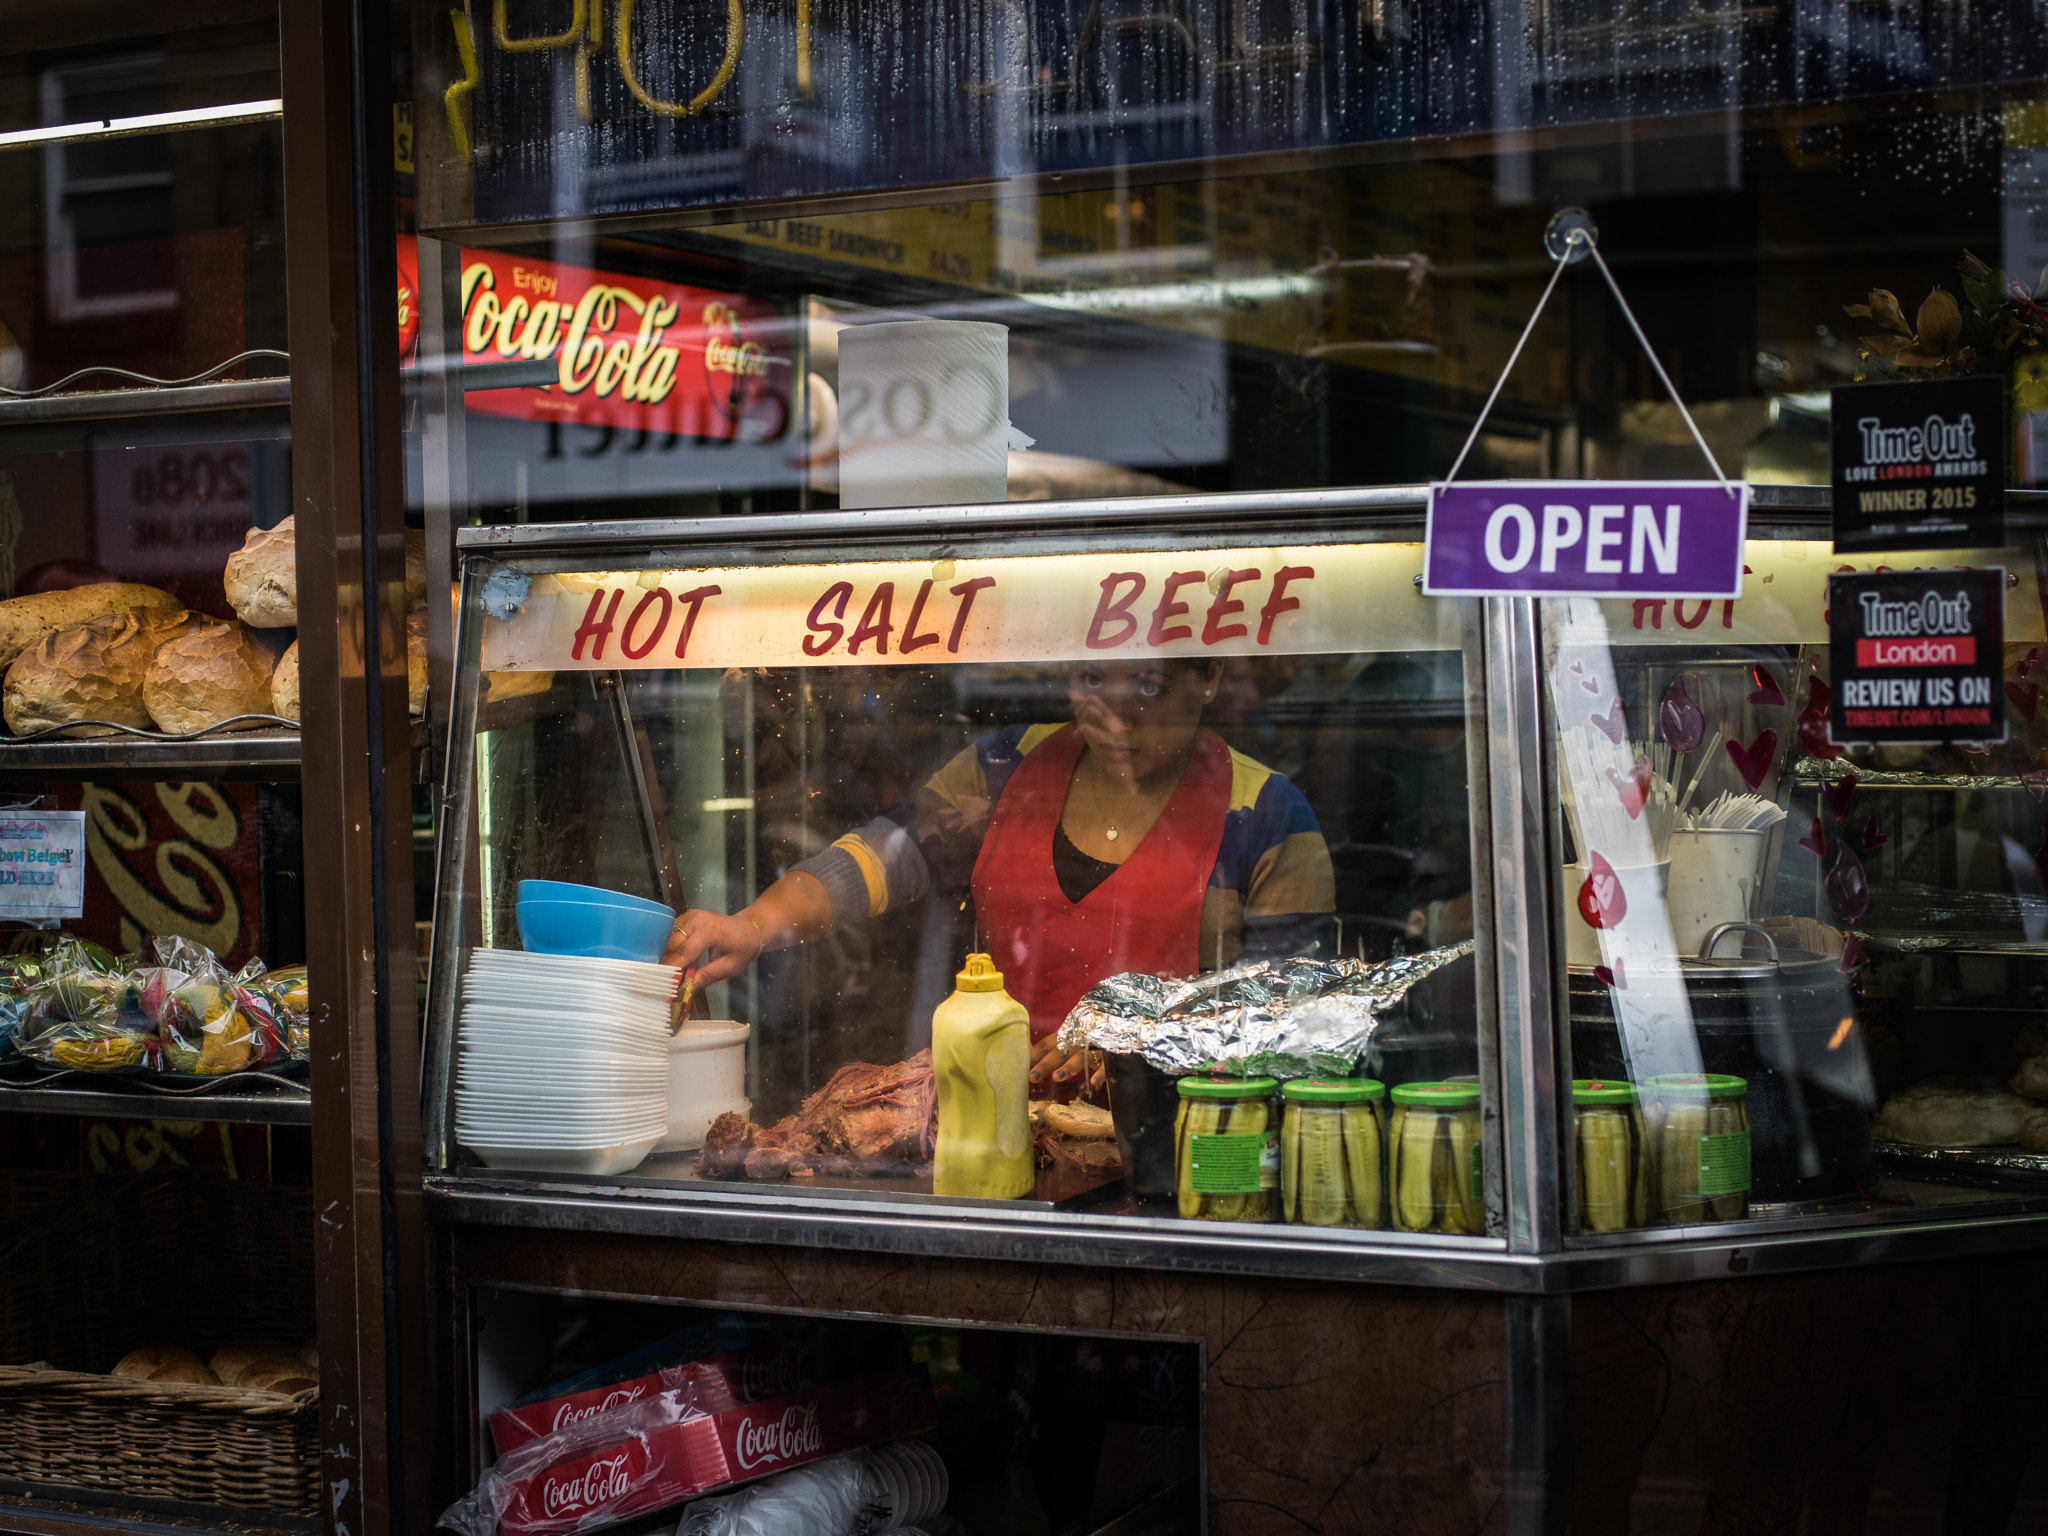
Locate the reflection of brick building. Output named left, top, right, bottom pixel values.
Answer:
left=0, top=3, right=285, bottom=611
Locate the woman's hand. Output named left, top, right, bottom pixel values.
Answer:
left=1030, top=1035, right=1105, bottom=1094
left=663, top=909, right=764, bottom=985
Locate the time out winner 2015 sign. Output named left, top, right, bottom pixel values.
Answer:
left=1830, top=376, right=2005, bottom=554
left=1827, top=568, right=2006, bottom=745
left=1422, top=482, right=1749, bottom=599
left=479, top=544, right=1458, bottom=673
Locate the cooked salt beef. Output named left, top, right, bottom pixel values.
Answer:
left=693, top=1051, right=938, bottom=1182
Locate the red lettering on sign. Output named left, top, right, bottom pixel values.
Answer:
left=1086, top=574, right=1146, bottom=650
left=674, top=585, right=721, bottom=659
left=1631, top=599, right=1665, bottom=630
left=1146, top=571, right=1202, bottom=646
left=619, top=589, right=672, bottom=659
left=804, top=583, right=853, bottom=656
left=1259, top=565, right=1314, bottom=645
left=848, top=583, right=895, bottom=655
left=1202, top=568, right=1258, bottom=644
left=900, top=580, right=942, bottom=653
left=571, top=589, right=624, bottom=661
left=1673, top=600, right=1710, bottom=630
left=946, top=578, right=996, bottom=653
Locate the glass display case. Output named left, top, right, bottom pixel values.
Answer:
left=427, top=506, right=1503, bottom=1256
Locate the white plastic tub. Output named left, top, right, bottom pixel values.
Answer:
left=656, top=1020, right=752, bottom=1153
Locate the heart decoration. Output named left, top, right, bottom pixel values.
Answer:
left=1820, top=772, right=1859, bottom=819
left=1726, top=730, right=1778, bottom=791
left=1798, top=817, right=1828, bottom=857
left=1798, top=711, right=1841, bottom=762
left=1659, top=675, right=1705, bottom=752
left=1747, top=664, right=1785, bottom=707
left=1577, top=852, right=1627, bottom=930
left=1568, top=662, right=1585, bottom=675
left=1806, top=677, right=1832, bottom=713
left=1860, top=813, right=1888, bottom=853
left=1606, top=754, right=1653, bottom=820
left=2008, top=681, right=2040, bottom=723
left=1582, top=676, right=1600, bottom=693
left=1839, top=934, right=1868, bottom=974
left=1593, top=959, right=1627, bottom=990
left=2020, top=649, right=2040, bottom=682
left=1826, top=845, right=1871, bottom=924
left=1589, top=697, right=1627, bottom=745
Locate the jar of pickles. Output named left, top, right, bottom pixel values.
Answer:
left=1644, top=1073, right=1751, bottom=1224
left=1174, top=1074, right=1280, bottom=1222
left=1280, top=1079, right=1386, bottom=1228
left=1389, top=1082, right=1485, bottom=1235
left=1572, top=1079, right=1651, bottom=1233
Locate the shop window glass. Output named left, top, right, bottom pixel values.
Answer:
left=1544, top=527, right=2048, bottom=1238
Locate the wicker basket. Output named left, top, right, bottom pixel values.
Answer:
left=0, top=1367, right=318, bottom=1514
left=0, top=1168, right=318, bottom=1517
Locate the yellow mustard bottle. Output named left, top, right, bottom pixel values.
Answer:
left=931, top=953, right=1034, bottom=1200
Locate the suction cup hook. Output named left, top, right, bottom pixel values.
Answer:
left=1545, top=208, right=1598, bottom=265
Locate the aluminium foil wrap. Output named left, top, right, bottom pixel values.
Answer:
left=1055, top=942, right=1474, bottom=1078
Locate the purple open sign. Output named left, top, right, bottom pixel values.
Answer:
left=1423, top=481, right=1750, bottom=599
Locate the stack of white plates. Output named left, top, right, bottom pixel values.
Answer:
left=455, top=948, right=680, bottom=1175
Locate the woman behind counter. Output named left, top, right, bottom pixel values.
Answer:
left=667, top=657, right=1336, bottom=1096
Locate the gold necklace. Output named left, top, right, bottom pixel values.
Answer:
left=1075, top=756, right=1148, bottom=843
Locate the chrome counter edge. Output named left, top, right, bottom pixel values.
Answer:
left=424, top=1177, right=2048, bottom=1293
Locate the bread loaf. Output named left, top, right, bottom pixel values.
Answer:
left=224, top=518, right=428, bottom=627
left=209, top=1339, right=293, bottom=1386
left=114, top=1342, right=204, bottom=1380
left=272, top=640, right=300, bottom=721
left=1872, top=1082, right=2035, bottom=1146
left=0, top=583, right=184, bottom=674
left=235, top=1354, right=318, bottom=1394
left=150, top=1358, right=224, bottom=1386
left=3, top=607, right=205, bottom=737
left=407, top=608, right=429, bottom=716
left=222, top=518, right=296, bottom=627
left=143, top=622, right=277, bottom=734
left=293, top=1336, right=319, bottom=1371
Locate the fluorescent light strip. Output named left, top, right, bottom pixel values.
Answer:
left=0, top=98, right=282, bottom=151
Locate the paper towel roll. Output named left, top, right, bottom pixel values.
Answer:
left=837, top=320, right=1009, bottom=508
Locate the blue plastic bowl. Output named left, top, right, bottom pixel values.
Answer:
left=516, top=898, right=676, bottom=963
left=518, top=879, right=675, bottom=918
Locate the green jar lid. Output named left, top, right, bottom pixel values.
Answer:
left=1281, top=1078, right=1386, bottom=1103
left=1572, top=1079, right=1638, bottom=1105
left=1390, top=1081, right=1480, bottom=1108
left=1645, top=1072, right=1748, bottom=1099
left=1178, top=1074, right=1279, bottom=1099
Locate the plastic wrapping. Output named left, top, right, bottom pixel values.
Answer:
left=441, top=1371, right=939, bottom=1536
left=128, top=936, right=286, bottom=1076
left=676, top=1452, right=875, bottom=1536
left=1056, top=943, right=1473, bottom=1079
left=10, top=937, right=145, bottom=1072
left=5, top=934, right=303, bottom=1076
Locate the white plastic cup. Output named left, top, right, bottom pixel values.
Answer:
left=1562, top=859, right=1671, bottom=966
left=655, top=1020, right=752, bottom=1153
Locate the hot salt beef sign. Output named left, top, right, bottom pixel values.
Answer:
left=1827, top=568, right=2005, bottom=746
left=1830, top=376, right=2005, bottom=554
left=1423, top=482, right=1749, bottom=599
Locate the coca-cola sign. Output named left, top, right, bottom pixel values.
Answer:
left=537, top=1451, right=635, bottom=1519
left=550, top=1385, right=649, bottom=1433
left=732, top=1404, right=824, bottom=1472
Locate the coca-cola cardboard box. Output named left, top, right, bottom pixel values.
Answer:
left=452, top=1369, right=937, bottom=1536
left=488, top=1322, right=907, bottom=1456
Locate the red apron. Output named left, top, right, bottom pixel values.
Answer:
left=971, top=724, right=1231, bottom=1059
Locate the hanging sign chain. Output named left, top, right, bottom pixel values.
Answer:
left=1441, top=210, right=1736, bottom=497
